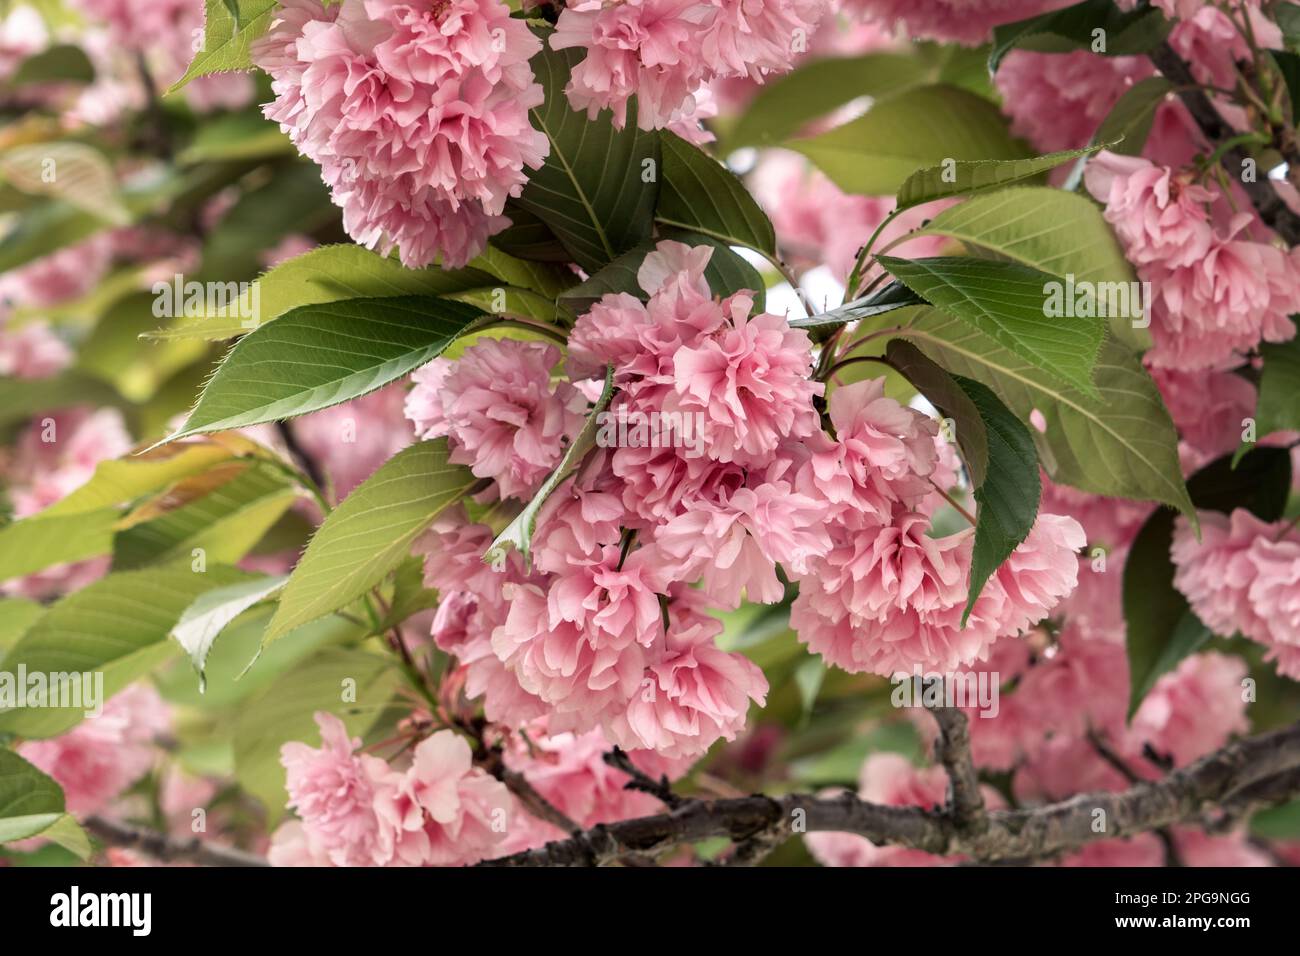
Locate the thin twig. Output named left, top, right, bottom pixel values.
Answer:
left=85, top=817, right=268, bottom=867
left=603, top=747, right=686, bottom=809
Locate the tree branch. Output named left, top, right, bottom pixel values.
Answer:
left=479, top=720, right=1300, bottom=867
left=1149, top=41, right=1300, bottom=244
left=603, top=747, right=686, bottom=809
left=925, top=696, right=987, bottom=833
left=84, top=817, right=268, bottom=867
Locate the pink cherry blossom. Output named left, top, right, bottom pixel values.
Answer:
left=611, top=620, right=769, bottom=758
left=0, top=313, right=71, bottom=380
left=1126, top=652, right=1250, bottom=766
left=1084, top=152, right=1215, bottom=269
left=279, top=712, right=396, bottom=867
left=997, top=52, right=1153, bottom=153
left=1172, top=509, right=1277, bottom=649
left=551, top=0, right=715, bottom=130
left=409, top=339, right=587, bottom=499
left=669, top=307, right=822, bottom=465
left=253, top=0, right=549, bottom=267
left=19, top=685, right=171, bottom=816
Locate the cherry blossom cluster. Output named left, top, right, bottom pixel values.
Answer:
left=1085, top=152, right=1300, bottom=370
left=252, top=0, right=550, bottom=268
left=1172, top=510, right=1300, bottom=679
left=395, top=240, right=1087, bottom=782
left=553, top=0, right=830, bottom=131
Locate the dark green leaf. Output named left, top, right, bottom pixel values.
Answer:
left=954, top=376, right=1041, bottom=622
left=990, top=0, right=1171, bottom=72
left=515, top=43, right=659, bottom=272
left=656, top=132, right=776, bottom=256
left=1092, top=76, right=1175, bottom=156
left=1254, top=319, right=1300, bottom=437
left=885, top=339, right=989, bottom=485
left=789, top=281, right=925, bottom=331
left=165, top=296, right=486, bottom=440
left=900, top=308, right=1192, bottom=518
left=881, top=255, right=1104, bottom=398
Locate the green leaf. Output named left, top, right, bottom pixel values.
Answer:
left=266, top=440, right=479, bottom=643
left=909, top=186, right=1149, bottom=350
left=1255, top=320, right=1300, bottom=437
left=789, top=281, right=925, bottom=332
left=468, top=244, right=577, bottom=299
left=491, top=204, right=572, bottom=263
left=39, top=814, right=92, bottom=860
left=953, top=376, right=1041, bottom=623
left=989, top=0, right=1171, bottom=72
left=1123, top=447, right=1291, bottom=716
left=164, top=296, right=486, bottom=441
left=42, top=437, right=249, bottom=517
left=0, top=750, right=66, bottom=845
left=0, top=508, right=119, bottom=584
left=516, top=43, right=659, bottom=272
left=880, top=255, right=1104, bottom=399
left=0, top=565, right=252, bottom=737
left=168, top=0, right=278, bottom=94
left=1251, top=799, right=1300, bottom=839
left=112, top=463, right=297, bottom=569
left=884, top=339, right=989, bottom=485
left=0, top=599, right=44, bottom=652
left=1280, top=2, right=1300, bottom=51
left=895, top=142, right=1112, bottom=211
left=170, top=574, right=288, bottom=690
left=656, top=131, right=776, bottom=256
left=178, top=110, right=294, bottom=164
left=234, top=647, right=401, bottom=821
left=787, top=85, right=1029, bottom=197
left=1274, top=52, right=1300, bottom=123
left=157, top=605, right=362, bottom=710
left=487, top=366, right=615, bottom=569
left=899, top=308, right=1193, bottom=518
left=1092, top=77, right=1174, bottom=157
left=8, top=45, right=95, bottom=87
left=725, top=53, right=932, bottom=149
left=559, top=236, right=764, bottom=313
left=0, top=143, right=128, bottom=225
left=153, top=244, right=498, bottom=341
left=379, top=558, right=441, bottom=632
